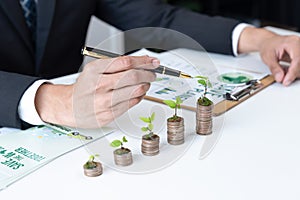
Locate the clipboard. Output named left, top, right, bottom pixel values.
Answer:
left=145, top=75, right=275, bottom=116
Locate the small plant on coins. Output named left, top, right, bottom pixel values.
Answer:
left=140, top=112, right=157, bottom=139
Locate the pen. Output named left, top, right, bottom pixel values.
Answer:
left=81, top=46, right=192, bottom=78
left=45, top=123, right=93, bottom=140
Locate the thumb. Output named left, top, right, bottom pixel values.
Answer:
left=268, top=59, right=284, bottom=83
left=282, top=59, right=300, bottom=86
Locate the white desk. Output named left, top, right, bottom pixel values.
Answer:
left=1, top=28, right=300, bottom=200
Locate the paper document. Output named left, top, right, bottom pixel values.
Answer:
left=0, top=125, right=114, bottom=190
left=131, top=48, right=268, bottom=108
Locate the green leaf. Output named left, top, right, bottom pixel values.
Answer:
left=148, top=123, right=154, bottom=131
left=175, top=96, right=183, bottom=105
left=110, top=140, right=122, bottom=147
left=207, top=80, right=212, bottom=88
left=140, top=117, right=151, bottom=123
left=88, top=155, right=95, bottom=162
left=122, top=136, right=128, bottom=143
left=163, top=100, right=177, bottom=108
left=141, top=127, right=148, bottom=132
left=197, top=79, right=207, bottom=87
left=198, top=97, right=213, bottom=106
left=150, top=112, right=155, bottom=121
left=194, top=75, right=208, bottom=80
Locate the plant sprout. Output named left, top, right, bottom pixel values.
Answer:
left=140, top=112, right=156, bottom=138
left=163, top=96, right=183, bottom=120
left=110, top=136, right=128, bottom=149
left=84, top=154, right=99, bottom=169
left=194, top=75, right=213, bottom=106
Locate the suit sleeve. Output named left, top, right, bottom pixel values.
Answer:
left=0, top=71, right=39, bottom=128
left=95, top=0, right=240, bottom=55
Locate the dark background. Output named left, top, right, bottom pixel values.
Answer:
left=165, top=0, right=300, bottom=31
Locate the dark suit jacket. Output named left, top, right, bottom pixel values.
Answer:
left=0, top=0, right=239, bottom=128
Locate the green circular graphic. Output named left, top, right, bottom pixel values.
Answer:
left=217, top=72, right=252, bottom=85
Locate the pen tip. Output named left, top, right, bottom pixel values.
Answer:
left=180, top=72, right=193, bottom=78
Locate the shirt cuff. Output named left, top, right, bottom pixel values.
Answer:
left=18, top=80, right=51, bottom=125
left=232, top=23, right=254, bottom=56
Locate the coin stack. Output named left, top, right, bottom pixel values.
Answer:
left=167, top=117, right=184, bottom=145
left=141, top=135, right=160, bottom=156
left=83, top=162, right=103, bottom=177
left=196, top=103, right=213, bottom=135
left=113, top=149, right=133, bottom=166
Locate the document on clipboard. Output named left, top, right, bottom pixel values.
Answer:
left=130, top=48, right=275, bottom=115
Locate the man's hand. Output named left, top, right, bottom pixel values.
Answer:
left=238, top=27, right=300, bottom=86
left=35, top=55, right=159, bottom=128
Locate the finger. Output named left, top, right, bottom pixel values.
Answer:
left=110, top=83, right=150, bottom=107
left=111, top=55, right=160, bottom=71
left=96, top=96, right=144, bottom=127
left=280, top=37, right=300, bottom=85
left=111, top=95, right=144, bottom=116
left=282, top=58, right=300, bottom=86
left=262, top=52, right=285, bottom=82
left=86, top=55, right=160, bottom=74
left=270, top=62, right=285, bottom=83
left=94, top=83, right=150, bottom=112
left=97, top=69, right=156, bottom=91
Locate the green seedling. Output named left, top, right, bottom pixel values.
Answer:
left=140, top=112, right=156, bottom=139
left=163, top=96, right=183, bottom=121
left=83, top=154, right=99, bottom=169
left=110, top=136, right=130, bottom=155
left=111, top=136, right=128, bottom=148
left=194, top=75, right=213, bottom=106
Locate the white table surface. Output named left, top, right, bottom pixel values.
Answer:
left=1, top=27, right=300, bottom=200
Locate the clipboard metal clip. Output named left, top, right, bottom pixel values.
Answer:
left=224, top=79, right=262, bottom=101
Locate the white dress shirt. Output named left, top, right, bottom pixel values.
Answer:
left=18, top=23, right=251, bottom=125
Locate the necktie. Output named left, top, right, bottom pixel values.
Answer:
left=19, top=0, right=37, bottom=43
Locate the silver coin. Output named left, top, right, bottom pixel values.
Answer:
left=167, top=139, right=184, bottom=145
left=141, top=149, right=159, bottom=156
left=168, top=130, right=184, bottom=134
left=141, top=145, right=159, bottom=149
left=168, top=135, right=184, bottom=141
left=196, top=130, right=212, bottom=135
left=197, top=120, right=212, bottom=126
left=196, top=114, right=213, bottom=119
left=113, top=149, right=133, bottom=166
left=196, top=127, right=213, bottom=132
left=167, top=118, right=185, bottom=145
left=83, top=162, right=103, bottom=177
left=141, top=135, right=160, bottom=156
left=197, top=104, right=214, bottom=111
left=196, top=104, right=213, bottom=135
left=141, top=142, right=160, bottom=148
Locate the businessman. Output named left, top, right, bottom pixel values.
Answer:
left=0, top=0, right=299, bottom=129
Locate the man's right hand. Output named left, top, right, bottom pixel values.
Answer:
left=35, top=55, right=159, bottom=128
